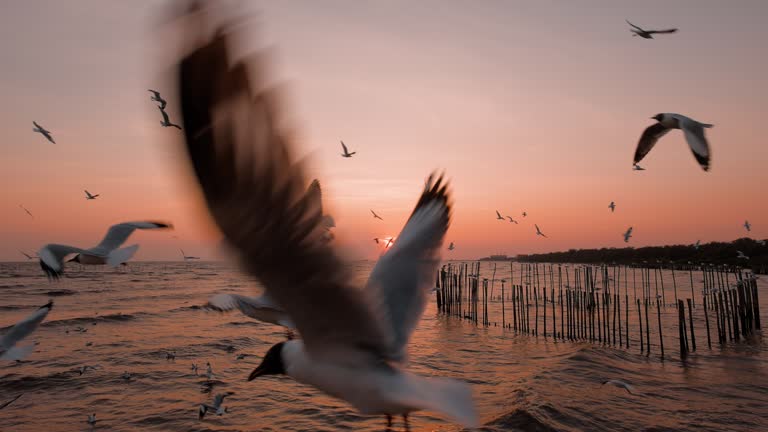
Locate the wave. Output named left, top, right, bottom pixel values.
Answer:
left=474, top=409, right=559, bottom=432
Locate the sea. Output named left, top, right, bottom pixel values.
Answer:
left=1, top=261, right=767, bottom=432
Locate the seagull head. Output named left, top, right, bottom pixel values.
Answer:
left=248, top=341, right=286, bottom=380
left=651, top=113, right=664, bottom=122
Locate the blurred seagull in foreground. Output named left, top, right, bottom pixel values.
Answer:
left=199, top=392, right=232, bottom=420
left=506, top=216, right=518, bottom=224
left=626, top=20, right=677, bottom=39
left=1, top=301, right=53, bottom=360
left=609, top=201, right=616, bottom=212
left=0, top=394, right=22, bottom=410
left=32, top=121, right=55, bottom=143
left=633, top=163, right=645, bottom=171
left=535, top=224, right=547, bottom=238
left=371, top=209, right=384, bottom=220
left=744, top=220, right=751, bottom=232
left=602, top=379, right=634, bottom=394
left=159, top=106, right=182, bottom=129
left=624, top=227, right=633, bottom=243
left=737, top=251, right=749, bottom=260
left=340, top=140, right=356, bottom=158
left=38, top=221, right=172, bottom=280
left=174, top=13, right=477, bottom=427
left=84, top=190, right=100, bottom=200
left=148, top=89, right=167, bottom=109
left=634, top=113, right=713, bottom=171
left=495, top=210, right=504, bottom=221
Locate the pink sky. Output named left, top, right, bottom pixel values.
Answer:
left=1, top=0, right=766, bottom=261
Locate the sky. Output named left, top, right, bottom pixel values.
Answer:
left=1, top=0, right=767, bottom=261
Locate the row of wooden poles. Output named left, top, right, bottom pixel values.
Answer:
left=435, top=262, right=762, bottom=360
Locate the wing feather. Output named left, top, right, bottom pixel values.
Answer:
left=678, top=117, right=711, bottom=171
left=634, top=122, right=670, bottom=164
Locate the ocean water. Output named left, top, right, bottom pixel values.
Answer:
left=0, top=261, right=766, bottom=432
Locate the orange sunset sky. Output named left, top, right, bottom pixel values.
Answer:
left=1, top=0, right=766, bottom=261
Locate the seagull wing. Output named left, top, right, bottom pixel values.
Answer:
left=634, top=122, right=670, bottom=164
left=38, top=244, right=91, bottom=279
left=649, top=28, right=677, bottom=34
left=625, top=20, right=644, bottom=31
left=0, top=301, right=53, bottom=354
left=496, top=210, right=502, bottom=218
left=675, top=115, right=711, bottom=171
left=305, top=179, right=323, bottom=217
left=176, top=22, right=392, bottom=364
left=364, top=175, right=450, bottom=359
left=341, top=141, right=349, bottom=154
left=159, top=107, right=171, bottom=123
left=88, top=221, right=172, bottom=255
left=205, top=293, right=295, bottom=328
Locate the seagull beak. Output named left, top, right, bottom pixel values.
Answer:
left=248, top=365, right=265, bottom=381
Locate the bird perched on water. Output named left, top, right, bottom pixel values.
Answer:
left=744, top=220, right=751, bottom=232
left=205, top=362, right=214, bottom=381
left=495, top=210, right=505, bottom=221
left=158, top=106, right=182, bottom=129
left=602, top=379, right=634, bottom=394
left=84, top=190, right=100, bottom=200
left=87, top=414, right=97, bottom=426
left=199, top=392, right=232, bottom=420
left=76, top=365, right=99, bottom=376
left=32, top=121, right=55, bottom=143
left=737, top=251, right=749, bottom=260
left=535, top=224, right=547, bottom=238
left=340, top=140, right=356, bottom=158
left=626, top=20, right=677, bottom=39
left=174, top=14, right=477, bottom=426
left=371, top=209, right=384, bottom=220
left=634, top=113, right=713, bottom=171
left=180, top=249, right=200, bottom=261
left=506, top=216, right=518, bottom=224
left=121, top=371, right=132, bottom=381
left=38, top=221, right=172, bottom=280
left=1, top=300, right=53, bottom=360
left=148, top=89, right=167, bottom=109
left=0, top=394, right=22, bottom=410
left=448, top=242, right=454, bottom=251
left=632, top=163, right=645, bottom=171
left=608, top=201, right=616, bottom=212
left=623, top=227, right=633, bottom=243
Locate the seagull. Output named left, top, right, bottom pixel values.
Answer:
left=236, top=353, right=248, bottom=360
left=632, top=163, right=646, bottom=171
left=181, top=249, right=200, bottom=261
left=495, top=210, right=505, bottom=221
left=535, top=224, right=547, bottom=238
left=166, top=351, right=176, bottom=360
left=121, top=371, right=132, bottom=381
left=32, top=121, right=55, bottom=143
left=87, top=414, right=97, bottom=426
left=76, top=365, right=99, bottom=376
left=84, top=190, right=100, bottom=200
left=38, top=221, right=172, bottom=280
left=634, top=113, right=713, bottom=171
left=1, top=300, right=53, bottom=360
left=0, top=394, right=22, bottom=410
left=148, top=89, right=167, bottom=109
left=626, top=20, right=677, bottom=39
left=340, top=141, right=356, bottom=158
left=191, top=363, right=199, bottom=375
left=19, top=205, right=34, bottom=219
left=158, top=106, right=182, bottom=129
left=19, top=251, right=37, bottom=260
left=602, top=379, right=634, bottom=394
left=693, top=240, right=701, bottom=250
left=744, top=220, right=751, bottom=232
left=624, top=227, right=633, bottom=243
left=448, top=242, right=454, bottom=251
left=506, top=216, right=518, bottom=224
left=199, top=393, right=232, bottom=420
left=205, top=362, right=214, bottom=381
left=203, top=293, right=294, bottom=329
left=174, top=18, right=478, bottom=427
left=608, top=201, right=616, bottom=212
left=737, top=251, right=749, bottom=260
left=371, top=209, right=384, bottom=220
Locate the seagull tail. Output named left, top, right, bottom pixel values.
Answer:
left=107, top=244, right=140, bottom=267
left=0, top=344, right=35, bottom=361
left=396, top=373, right=479, bottom=428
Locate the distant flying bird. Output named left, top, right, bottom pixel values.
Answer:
left=19, top=251, right=36, bottom=260
left=495, top=210, right=505, bottom=221
left=340, top=141, right=356, bottom=158
left=148, top=89, right=167, bottom=109
left=448, top=242, right=454, bottom=251
left=181, top=249, right=200, bottom=261
left=522, top=211, right=527, bottom=217
left=634, top=113, right=713, bottom=171
left=744, top=220, right=751, bottom=232
left=0, top=394, right=22, bottom=410
left=626, top=20, right=677, bottom=39
left=602, top=379, right=634, bottom=394
left=693, top=240, right=701, bottom=250
left=32, top=121, right=55, bottom=143
left=737, top=251, right=749, bottom=260
left=199, top=392, right=232, bottom=420
left=204, top=293, right=294, bottom=329
left=84, top=190, right=100, bottom=200
left=19, top=205, right=34, bottom=219
left=623, top=227, right=633, bottom=243
left=158, top=106, right=182, bottom=129
left=632, top=163, right=646, bottom=171
left=1, top=301, right=53, bottom=361
left=608, top=201, right=616, bottom=212
left=535, top=224, right=547, bottom=238
left=38, top=221, right=172, bottom=280
left=506, top=216, right=518, bottom=224
left=371, top=209, right=383, bottom=220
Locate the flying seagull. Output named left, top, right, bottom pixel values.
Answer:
left=495, top=210, right=504, bottom=221
left=203, top=293, right=294, bottom=329
left=148, top=89, right=167, bottom=109
left=32, top=121, right=55, bottom=143
left=624, top=227, right=633, bottom=243
left=535, top=224, right=547, bottom=238
left=0, top=394, right=22, bottom=411
left=181, top=249, right=200, bottom=261
left=19, top=205, right=34, bottom=219
left=737, top=251, right=749, bottom=260
left=626, top=20, right=677, bottom=39
left=506, top=216, right=518, bottom=224
left=340, top=140, right=356, bottom=158
left=371, top=209, right=383, bottom=220
left=1, top=300, right=53, bottom=360
left=19, top=251, right=37, bottom=260
left=609, top=201, right=616, bottom=212
left=744, top=220, right=751, bottom=232
left=634, top=113, right=713, bottom=171
left=199, top=393, right=232, bottom=420
left=448, top=242, right=454, bottom=251
left=602, top=379, right=634, bottom=394
left=693, top=240, right=701, bottom=250
left=174, top=17, right=477, bottom=427
left=158, top=106, right=182, bottom=129
left=38, top=221, right=172, bottom=280
left=632, top=163, right=646, bottom=171
left=84, top=190, right=100, bottom=200
left=522, top=211, right=527, bottom=217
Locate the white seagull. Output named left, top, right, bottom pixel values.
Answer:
left=159, top=106, right=182, bottom=129
left=744, top=220, right=751, bottom=232
left=1, top=300, right=53, bottom=360
left=448, top=242, right=454, bottom=251
left=340, top=140, right=356, bottom=158
left=626, top=20, right=677, bottom=39
left=737, top=251, right=749, bottom=260
left=608, top=201, right=616, bottom=212
left=632, top=163, right=646, bottom=171
left=602, top=379, right=634, bottom=394
left=634, top=113, right=713, bottom=171
left=624, top=227, right=633, bottom=243
left=495, top=210, right=504, bottom=221
left=535, top=224, right=547, bottom=238
left=84, top=190, right=100, bottom=200
left=204, top=293, right=294, bottom=329
left=506, top=216, right=518, bottom=224
left=38, top=221, right=172, bottom=280
left=371, top=209, right=384, bottom=220
left=148, top=89, right=167, bottom=109
left=174, top=19, right=477, bottom=427
left=199, top=393, right=232, bottom=420
left=32, top=121, right=55, bottom=143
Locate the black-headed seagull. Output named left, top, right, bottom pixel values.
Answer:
left=634, top=113, right=713, bottom=171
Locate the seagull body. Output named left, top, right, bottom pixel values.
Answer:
left=609, top=201, right=616, bottom=212
left=199, top=393, right=231, bottom=420
left=737, top=251, right=749, bottom=260
left=603, top=379, right=634, bottom=394
left=84, top=190, right=100, bottom=200
left=148, top=89, right=167, bottom=109
left=371, top=210, right=383, bottom=220
left=32, top=121, right=55, bottom=143
left=38, top=221, right=172, bottom=280
left=448, top=242, right=454, bottom=251
left=159, top=106, right=182, bottom=129
left=204, top=293, right=294, bottom=328
left=175, top=19, right=477, bottom=426
left=495, top=210, right=504, bottom=221
left=624, top=227, right=633, bottom=243
left=1, top=301, right=53, bottom=360
left=0, top=394, right=22, bottom=410
left=744, top=220, right=751, bottom=232
left=634, top=113, right=713, bottom=171
left=340, top=141, right=356, bottom=158
left=535, top=224, right=547, bottom=238
left=626, top=20, right=677, bottom=39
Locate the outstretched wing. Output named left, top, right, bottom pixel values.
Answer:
left=676, top=116, right=711, bottom=171
left=634, top=122, right=670, bottom=164
left=204, top=293, right=294, bottom=328
left=341, top=141, right=349, bottom=153
left=625, top=20, right=644, bottom=31
left=649, top=28, right=677, bottom=34
left=0, top=301, right=53, bottom=353
left=88, top=221, right=172, bottom=255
